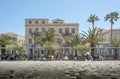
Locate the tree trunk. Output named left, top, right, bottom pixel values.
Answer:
left=111, top=23, right=113, bottom=41
left=47, top=50, right=51, bottom=60
left=1, top=45, right=6, bottom=55
left=1, top=45, right=6, bottom=60
left=92, top=22, right=94, bottom=29
left=90, top=44, right=95, bottom=60
left=75, top=50, right=77, bottom=57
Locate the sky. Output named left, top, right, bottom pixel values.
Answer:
left=0, top=0, right=120, bottom=36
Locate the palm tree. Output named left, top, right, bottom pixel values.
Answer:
left=110, top=40, right=120, bottom=59
left=82, top=27, right=103, bottom=59
left=38, top=29, right=62, bottom=46
left=87, top=14, right=99, bottom=28
left=104, top=11, right=119, bottom=41
left=12, top=44, right=26, bottom=60
left=0, top=34, right=13, bottom=55
left=38, top=29, right=62, bottom=59
left=67, top=34, right=84, bottom=58
left=43, top=41, right=58, bottom=60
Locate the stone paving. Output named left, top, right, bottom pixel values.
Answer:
left=0, top=61, right=120, bottom=79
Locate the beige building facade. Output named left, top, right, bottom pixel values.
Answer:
left=25, top=18, right=79, bottom=57
left=25, top=18, right=79, bottom=47
left=96, top=28, right=120, bottom=47
left=100, top=28, right=120, bottom=43
left=96, top=28, right=120, bottom=60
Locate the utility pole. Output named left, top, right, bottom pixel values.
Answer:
left=31, top=33, right=35, bottom=60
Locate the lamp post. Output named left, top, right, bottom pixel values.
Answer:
left=0, top=46, right=1, bottom=55
left=31, top=33, right=35, bottom=60
left=31, top=31, right=41, bottom=60
left=0, top=46, right=1, bottom=61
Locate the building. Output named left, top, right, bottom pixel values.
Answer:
left=96, top=28, right=120, bottom=59
left=25, top=18, right=79, bottom=56
left=25, top=18, right=79, bottom=45
left=98, top=28, right=120, bottom=44
left=1, top=32, right=25, bottom=46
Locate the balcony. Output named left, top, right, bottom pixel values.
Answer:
left=61, top=33, right=73, bottom=36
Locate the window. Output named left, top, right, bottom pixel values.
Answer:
left=29, top=20, right=32, bottom=24
left=36, top=21, right=38, bottom=24
left=49, top=28, right=54, bottom=31
left=29, top=28, right=32, bottom=34
left=42, top=21, right=45, bottom=24
left=72, top=28, right=75, bottom=33
left=35, top=28, right=39, bottom=32
left=65, top=28, right=69, bottom=35
left=59, top=28, right=62, bottom=34
left=53, top=22, right=58, bottom=24
left=42, top=28, right=45, bottom=32
left=29, top=38, right=32, bottom=44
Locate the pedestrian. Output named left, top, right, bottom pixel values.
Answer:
left=90, top=55, right=93, bottom=61
left=86, top=51, right=90, bottom=61
left=61, top=54, right=64, bottom=60
left=99, top=54, right=103, bottom=61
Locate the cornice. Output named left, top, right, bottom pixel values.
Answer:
left=25, top=23, right=79, bottom=26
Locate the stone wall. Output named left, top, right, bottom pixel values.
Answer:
left=0, top=61, right=120, bottom=79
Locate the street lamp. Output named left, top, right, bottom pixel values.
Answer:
left=31, top=31, right=41, bottom=60
left=0, top=46, right=1, bottom=55
left=31, top=33, right=35, bottom=60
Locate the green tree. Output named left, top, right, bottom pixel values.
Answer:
left=14, top=44, right=26, bottom=57
left=82, top=27, right=103, bottom=58
left=38, top=29, right=62, bottom=46
left=67, top=34, right=84, bottom=57
left=38, top=29, right=62, bottom=59
left=6, top=45, right=13, bottom=51
left=104, top=11, right=119, bottom=41
left=13, top=44, right=25, bottom=51
left=110, top=40, right=120, bottom=59
left=43, top=41, right=57, bottom=51
left=0, top=34, right=15, bottom=55
left=74, top=44, right=89, bottom=52
left=87, top=14, right=99, bottom=28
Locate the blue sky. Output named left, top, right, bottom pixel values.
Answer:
left=0, top=0, right=120, bottom=36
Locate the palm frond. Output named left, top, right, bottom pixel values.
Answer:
left=82, top=27, right=102, bottom=45
left=104, top=11, right=119, bottom=24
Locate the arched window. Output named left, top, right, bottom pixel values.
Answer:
left=42, top=21, right=45, bottom=24
left=29, top=20, right=32, bottom=24
left=36, top=21, right=38, bottom=24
